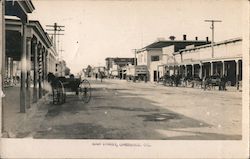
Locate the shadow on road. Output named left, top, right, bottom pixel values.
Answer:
left=34, top=123, right=134, bottom=139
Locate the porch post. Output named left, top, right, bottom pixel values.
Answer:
left=44, top=50, right=47, bottom=80
left=26, top=37, right=32, bottom=108
left=210, top=62, right=213, bottom=76
left=236, top=59, right=239, bottom=90
left=45, top=50, right=48, bottom=79
left=178, top=65, right=181, bottom=75
left=5, top=57, right=8, bottom=79
left=7, top=57, right=10, bottom=81
left=222, top=61, right=225, bottom=76
left=121, top=69, right=124, bottom=79
left=47, top=54, right=50, bottom=74
left=46, top=51, right=48, bottom=76
left=32, top=39, right=38, bottom=103
left=199, top=63, right=202, bottom=79
left=42, top=49, right=46, bottom=95
left=225, top=62, right=228, bottom=76
left=10, top=58, right=13, bottom=85
left=157, top=65, right=159, bottom=82
left=38, top=47, right=43, bottom=99
left=185, top=65, right=187, bottom=76
left=192, top=64, right=194, bottom=77
left=20, top=23, right=27, bottom=113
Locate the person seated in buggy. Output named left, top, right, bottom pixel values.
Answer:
left=47, top=72, right=59, bottom=88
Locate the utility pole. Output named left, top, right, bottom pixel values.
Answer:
left=59, top=49, right=64, bottom=60
left=204, top=20, right=222, bottom=58
left=46, top=23, right=65, bottom=54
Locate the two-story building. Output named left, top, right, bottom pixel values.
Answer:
left=136, top=36, right=210, bottom=82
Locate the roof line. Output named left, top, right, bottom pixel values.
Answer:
left=175, top=37, right=242, bottom=54
left=27, top=21, right=52, bottom=48
left=141, top=40, right=209, bottom=49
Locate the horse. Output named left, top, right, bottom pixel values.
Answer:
left=202, top=75, right=222, bottom=90
left=47, top=72, right=66, bottom=104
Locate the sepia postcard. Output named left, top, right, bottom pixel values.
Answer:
left=0, top=0, right=249, bottom=158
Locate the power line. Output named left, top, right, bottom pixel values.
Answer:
left=46, top=23, right=65, bottom=56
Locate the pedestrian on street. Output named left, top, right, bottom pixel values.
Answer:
left=220, top=75, right=227, bottom=91
left=100, top=73, right=103, bottom=82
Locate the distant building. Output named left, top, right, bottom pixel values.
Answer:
left=147, top=37, right=242, bottom=89
left=136, top=35, right=210, bottom=81
left=105, top=57, right=135, bottom=78
left=56, top=60, right=67, bottom=76
left=106, top=57, right=134, bottom=69
left=64, top=66, right=71, bottom=76
left=82, top=65, right=93, bottom=77
left=92, top=66, right=107, bottom=78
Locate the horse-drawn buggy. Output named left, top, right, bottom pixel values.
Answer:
left=159, top=73, right=228, bottom=91
left=159, top=74, right=182, bottom=87
left=202, top=75, right=227, bottom=90
left=48, top=73, right=91, bottom=105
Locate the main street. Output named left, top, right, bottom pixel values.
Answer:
left=20, top=79, right=241, bottom=140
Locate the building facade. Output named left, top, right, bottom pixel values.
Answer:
left=136, top=37, right=210, bottom=82
left=92, top=66, right=106, bottom=78
left=106, top=57, right=135, bottom=70
left=3, top=0, right=59, bottom=112
left=105, top=57, right=135, bottom=78
left=56, top=60, right=67, bottom=76
left=150, top=37, right=242, bottom=89
left=172, top=38, right=242, bottom=87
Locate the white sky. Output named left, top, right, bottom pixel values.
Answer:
left=30, top=0, right=244, bottom=74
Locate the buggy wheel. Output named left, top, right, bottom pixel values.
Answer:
left=79, top=79, right=91, bottom=103
left=226, top=81, right=231, bottom=87
left=206, top=84, right=212, bottom=90
left=52, top=81, right=65, bottom=105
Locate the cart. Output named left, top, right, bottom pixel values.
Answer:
left=48, top=73, right=91, bottom=104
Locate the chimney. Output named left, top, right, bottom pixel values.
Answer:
left=195, top=37, right=198, bottom=41
left=206, top=37, right=209, bottom=42
left=169, top=36, right=176, bottom=41
left=183, top=34, right=187, bottom=40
